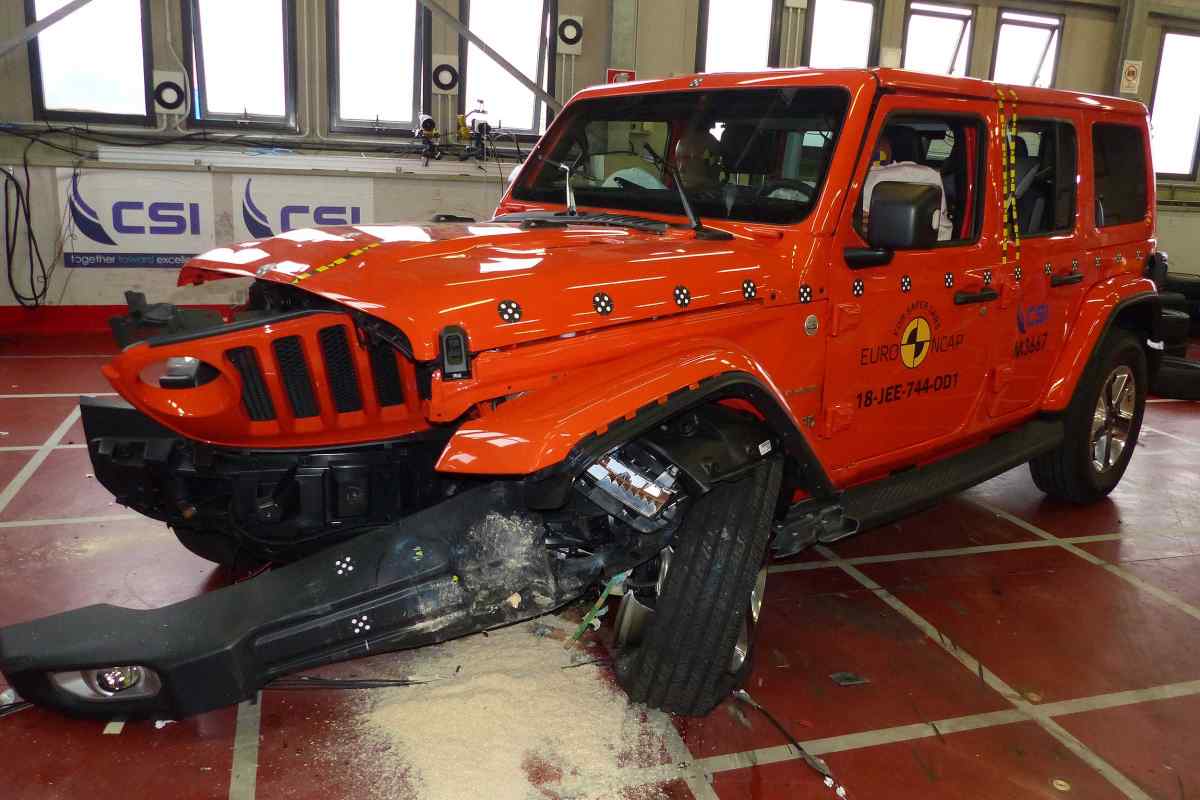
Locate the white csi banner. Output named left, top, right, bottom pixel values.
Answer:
left=232, top=174, right=374, bottom=241
left=58, top=168, right=215, bottom=268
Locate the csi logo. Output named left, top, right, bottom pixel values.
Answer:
left=241, top=179, right=362, bottom=238
left=68, top=173, right=200, bottom=246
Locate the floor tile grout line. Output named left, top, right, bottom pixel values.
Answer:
left=0, top=513, right=142, bottom=529
left=814, top=544, right=1153, bottom=800
left=648, top=708, right=721, bottom=800
left=0, top=392, right=117, bottom=399
left=768, top=533, right=1125, bottom=574
left=0, top=444, right=88, bottom=452
left=1141, top=424, right=1200, bottom=449
left=0, top=408, right=81, bottom=518
left=967, top=498, right=1200, bottom=623
left=228, top=692, right=263, bottom=800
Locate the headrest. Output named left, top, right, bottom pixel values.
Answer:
left=720, top=124, right=774, bottom=174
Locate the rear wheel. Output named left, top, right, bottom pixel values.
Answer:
left=1030, top=330, right=1146, bottom=503
left=614, top=457, right=781, bottom=716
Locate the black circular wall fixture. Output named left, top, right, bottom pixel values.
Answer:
left=154, top=80, right=186, bottom=111
left=432, top=63, right=460, bottom=92
left=558, top=17, right=583, bottom=46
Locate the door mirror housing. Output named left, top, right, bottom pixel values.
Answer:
left=866, top=181, right=941, bottom=251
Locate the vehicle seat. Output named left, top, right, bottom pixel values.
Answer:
left=720, top=124, right=774, bottom=175
left=1013, top=138, right=1047, bottom=235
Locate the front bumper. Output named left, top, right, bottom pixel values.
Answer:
left=0, top=482, right=599, bottom=718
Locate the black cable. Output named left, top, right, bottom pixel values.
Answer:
left=732, top=689, right=851, bottom=797
left=1, top=165, right=50, bottom=307
left=264, top=675, right=430, bottom=691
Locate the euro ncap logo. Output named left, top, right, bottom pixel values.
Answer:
left=900, top=316, right=932, bottom=369
left=242, top=178, right=274, bottom=239
left=67, top=173, right=117, bottom=246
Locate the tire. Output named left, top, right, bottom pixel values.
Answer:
left=1029, top=329, right=1146, bottom=503
left=616, top=457, right=782, bottom=716
left=1152, top=355, right=1200, bottom=401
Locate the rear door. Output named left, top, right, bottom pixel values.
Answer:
left=820, top=96, right=1003, bottom=474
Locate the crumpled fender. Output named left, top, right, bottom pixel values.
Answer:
left=1040, top=274, right=1158, bottom=411
left=435, top=338, right=800, bottom=476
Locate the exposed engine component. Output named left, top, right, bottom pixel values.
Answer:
left=576, top=442, right=681, bottom=533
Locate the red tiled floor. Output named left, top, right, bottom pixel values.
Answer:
left=861, top=549, right=1200, bottom=703
left=1055, top=693, right=1200, bottom=799
left=0, top=396, right=79, bottom=446
left=1103, top=553, right=1200, bottom=607
left=0, top=356, right=114, bottom=394
left=0, top=332, right=118, bottom=356
left=0, top=447, right=124, bottom=522
left=675, top=567, right=1009, bottom=760
left=0, top=450, right=31, bottom=495
left=711, top=721, right=1127, bottom=799
left=830, top=497, right=1039, bottom=559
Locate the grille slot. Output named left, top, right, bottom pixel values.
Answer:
left=226, top=347, right=276, bottom=421
left=272, top=336, right=319, bottom=418
left=368, top=340, right=405, bottom=407
left=318, top=325, right=363, bottom=413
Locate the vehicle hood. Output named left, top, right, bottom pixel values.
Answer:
left=181, top=221, right=789, bottom=361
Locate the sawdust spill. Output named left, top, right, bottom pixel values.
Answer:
left=356, top=615, right=676, bottom=800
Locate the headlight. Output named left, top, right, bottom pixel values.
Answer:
left=577, top=442, right=681, bottom=532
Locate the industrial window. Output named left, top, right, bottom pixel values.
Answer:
left=328, top=0, right=423, bottom=133
left=1092, top=124, right=1148, bottom=228
left=26, top=0, right=154, bottom=124
left=991, top=9, right=1061, bottom=88
left=1012, top=120, right=1077, bottom=236
left=183, top=0, right=297, bottom=128
left=856, top=115, right=986, bottom=245
left=806, top=0, right=878, bottom=68
left=1149, top=31, right=1200, bottom=178
left=696, top=0, right=780, bottom=72
left=462, top=0, right=549, bottom=134
left=902, top=2, right=972, bottom=76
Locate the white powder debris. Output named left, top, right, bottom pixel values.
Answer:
left=356, top=616, right=675, bottom=800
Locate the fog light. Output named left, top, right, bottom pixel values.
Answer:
left=50, top=665, right=162, bottom=701
left=159, top=356, right=219, bottom=389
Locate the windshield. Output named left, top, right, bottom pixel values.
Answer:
left=511, top=87, right=849, bottom=225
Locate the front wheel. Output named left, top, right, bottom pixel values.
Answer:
left=613, top=457, right=781, bottom=716
left=1030, top=330, right=1146, bottom=503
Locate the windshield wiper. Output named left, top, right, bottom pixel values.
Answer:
left=641, top=143, right=733, bottom=241
left=538, top=153, right=582, bottom=215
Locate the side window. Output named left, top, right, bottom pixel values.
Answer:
left=1013, top=120, right=1077, bottom=236
left=856, top=115, right=984, bottom=246
left=1092, top=124, right=1148, bottom=227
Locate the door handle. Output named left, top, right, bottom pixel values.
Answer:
left=1050, top=272, right=1084, bottom=287
left=953, top=288, right=999, bottom=305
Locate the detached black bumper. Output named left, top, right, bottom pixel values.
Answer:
left=0, top=483, right=598, bottom=718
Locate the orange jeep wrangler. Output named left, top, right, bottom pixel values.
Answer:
left=0, top=69, right=1167, bottom=720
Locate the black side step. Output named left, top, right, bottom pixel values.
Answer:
left=842, top=417, right=1064, bottom=531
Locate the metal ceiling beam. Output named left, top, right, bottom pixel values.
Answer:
left=415, top=0, right=563, bottom=113
left=0, top=0, right=98, bottom=60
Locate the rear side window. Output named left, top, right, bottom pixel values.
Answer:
left=1014, top=119, right=1076, bottom=236
left=1092, top=124, right=1147, bottom=227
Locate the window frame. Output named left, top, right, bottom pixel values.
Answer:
left=988, top=7, right=1064, bottom=89
left=24, top=0, right=156, bottom=126
left=854, top=110, right=989, bottom=249
left=181, top=0, right=300, bottom=131
left=899, top=0, right=975, bottom=77
left=457, top=0, right=552, bottom=139
left=694, top=0, right=785, bottom=73
left=1010, top=117, right=1078, bottom=239
left=801, top=0, right=883, bottom=69
left=1147, top=26, right=1200, bottom=181
left=325, top=0, right=428, bottom=137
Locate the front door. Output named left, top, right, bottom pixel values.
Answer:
left=821, top=98, right=1003, bottom=474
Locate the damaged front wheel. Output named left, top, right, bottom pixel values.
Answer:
left=614, top=457, right=782, bottom=716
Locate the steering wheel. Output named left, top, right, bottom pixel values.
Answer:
left=755, top=179, right=814, bottom=203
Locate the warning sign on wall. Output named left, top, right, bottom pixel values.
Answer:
left=1120, top=60, right=1142, bottom=94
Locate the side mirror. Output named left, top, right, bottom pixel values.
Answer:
left=866, top=181, right=941, bottom=250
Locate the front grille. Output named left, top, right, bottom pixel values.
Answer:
left=368, top=340, right=405, bottom=407
left=318, top=325, right=363, bottom=413
left=273, top=336, right=319, bottom=418
left=227, top=347, right=276, bottom=421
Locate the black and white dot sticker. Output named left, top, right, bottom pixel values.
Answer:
left=335, top=556, right=355, bottom=576
left=673, top=285, right=691, bottom=307
left=593, top=292, right=614, bottom=315
left=900, top=275, right=912, bottom=293
left=497, top=300, right=522, bottom=322
left=351, top=615, right=371, bottom=634
left=1044, top=263, right=1053, bottom=276
left=1014, top=266, right=1022, bottom=281
left=983, top=269, right=993, bottom=286
left=852, top=279, right=864, bottom=297
left=742, top=279, right=757, bottom=300
left=799, top=284, right=813, bottom=304
left=944, top=272, right=954, bottom=288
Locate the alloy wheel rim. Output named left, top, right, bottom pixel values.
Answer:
left=729, top=566, right=767, bottom=672
left=1090, top=365, right=1135, bottom=473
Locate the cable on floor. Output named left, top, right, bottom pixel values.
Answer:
left=733, top=688, right=852, bottom=798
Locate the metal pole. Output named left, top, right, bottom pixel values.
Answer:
left=415, top=0, right=563, bottom=113
left=0, top=0, right=98, bottom=60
